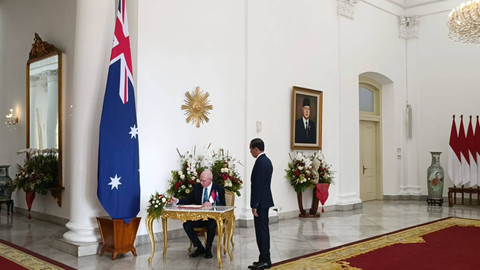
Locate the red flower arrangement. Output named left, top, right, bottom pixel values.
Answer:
left=167, top=148, right=244, bottom=198
left=285, top=152, right=315, bottom=193
left=211, top=150, right=243, bottom=196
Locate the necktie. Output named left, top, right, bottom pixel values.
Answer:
left=203, top=188, right=208, bottom=204
left=305, top=121, right=309, bottom=138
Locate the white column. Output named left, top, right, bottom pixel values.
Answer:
left=337, top=14, right=362, bottom=206
left=45, top=70, right=58, bottom=149
left=63, top=0, right=114, bottom=243
left=29, top=77, right=39, bottom=149
left=401, top=34, right=421, bottom=195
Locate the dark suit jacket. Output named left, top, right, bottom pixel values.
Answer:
left=178, top=182, right=226, bottom=206
left=294, top=118, right=316, bottom=144
left=250, top=153, right=274, bottom=209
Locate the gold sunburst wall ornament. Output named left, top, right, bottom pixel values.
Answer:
left=181, top=87, right=213, bottom=128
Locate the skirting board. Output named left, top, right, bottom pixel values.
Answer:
left=383, top=195, right=429, bottom=201
left=13, top=207, right=68, bottom=226
left=238, top=202, right=363, bottom=226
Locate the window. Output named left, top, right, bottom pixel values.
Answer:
left=359, top=87, right=374, bottom=112
left=359, top=81, right=379, bottom=117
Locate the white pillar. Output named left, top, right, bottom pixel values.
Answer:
left=29, top=78, right=39, bottom=148
left=46, top=70, right=58, bottom=149
left=63, top=0, right=114, bottom=243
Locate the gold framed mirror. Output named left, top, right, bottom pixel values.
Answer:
left=26, top=33, right=63, bottom=206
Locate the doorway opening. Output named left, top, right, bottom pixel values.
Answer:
left=359, top=76, right=383, bottom=201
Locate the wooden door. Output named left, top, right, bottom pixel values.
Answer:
left=360, top=120, right=377, bottom=201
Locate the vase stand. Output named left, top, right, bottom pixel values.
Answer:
left=426, top=198, right=443, bottom=206
left=297, top=191, right=320, bottom=218
left=0, top=200, right=13, bottom=215
left=96, top=216, right=141, bottom=260
left=299, top=212, right=320, bottom=218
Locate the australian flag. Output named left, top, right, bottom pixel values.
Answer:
left=98, top=0, right=140, bottom=224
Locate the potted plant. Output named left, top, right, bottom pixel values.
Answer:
left=167, top=147, right=244, bottom=198
left=285, top=152, right=316, bottom=217
left=13, top=148, right=59, bottom=218
left=210, top=148, right=243, bottom=196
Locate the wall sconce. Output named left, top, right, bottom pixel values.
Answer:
left=5, top=109, right=18, bottom=127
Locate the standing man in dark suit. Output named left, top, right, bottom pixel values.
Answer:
left=171, top=170, right=225, bottom=259
left=294, top=97, right=316, bottom=144
left=248, top=138, right=274, bottom=269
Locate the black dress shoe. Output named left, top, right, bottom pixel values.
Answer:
left=189, top=248, right=206, bottom=258
left=253, top=261, right=271, bottom=269
left=248, top=262, right=260, bottom=269
left=204, top=250, right=213, bottom=259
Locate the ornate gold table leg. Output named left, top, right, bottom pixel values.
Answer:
left=230, top=215, right=235, bottom=248
left=223, top=218, right=228, bottom=255
left=227, top=214, right=235, bottom=261
left=215, top=217, right=224, bottom=268
left=162, top=216, right=168, bottom=259
left=146, top=215, right=155, bottom=263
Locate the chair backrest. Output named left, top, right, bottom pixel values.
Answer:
left=225, top=190, right=235, bottom=206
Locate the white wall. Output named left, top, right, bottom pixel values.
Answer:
left=136, top=0, right=409, bottom=232
left=322, top=0, right=409, bottom=201
left=0, top=0, right=76, bottom=219
left=137, top=0, right=247, bottom=233
left=246, top=0, right=341, bottom=212
left=408, top=1, right=480, bottom=194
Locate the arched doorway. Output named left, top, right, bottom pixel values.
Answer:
left=359, top=76, right=383, bottom=201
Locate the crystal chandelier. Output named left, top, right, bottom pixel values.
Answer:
left=447, top=0, right=480, bottom=44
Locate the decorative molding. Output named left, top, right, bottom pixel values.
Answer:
left=44, top=70, right=58, bottom=77
left=29, top=33, right=59, bottom=60
left=398, top=16, right=419, bottom=40
left=337, top=0, right=359, bottom=19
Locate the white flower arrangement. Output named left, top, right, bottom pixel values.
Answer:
left=285, top=152, right=315, bottom=192
left=168, top=146, right=244, bottom=198
left=147, top=192, right=170, bottom=219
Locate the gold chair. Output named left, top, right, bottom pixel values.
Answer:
left=188, top=190, right=235, bottom=254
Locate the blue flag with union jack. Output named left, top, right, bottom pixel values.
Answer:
left=98, top=0, right=140, bottom=224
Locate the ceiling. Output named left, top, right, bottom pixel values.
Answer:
left=388, top=0, right=447, bottom=8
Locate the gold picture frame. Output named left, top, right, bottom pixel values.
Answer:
left=291, top=86, right=322, bottom=150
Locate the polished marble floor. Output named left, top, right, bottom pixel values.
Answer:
left=1, top=200, right=480, bottom=269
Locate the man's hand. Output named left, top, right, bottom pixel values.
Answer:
left=252, top=208, right=258, bottom=217
left=202, top=202, right=212, bottom=207
left=169, top=197, right=179, bottom=205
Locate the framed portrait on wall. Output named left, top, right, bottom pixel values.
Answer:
left=291, top=86, right=323, bottom=150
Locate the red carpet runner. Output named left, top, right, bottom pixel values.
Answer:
left=0, top=238, right=76, bottom=270
left=272, top=217, right=480, bottom=269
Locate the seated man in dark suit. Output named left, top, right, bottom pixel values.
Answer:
left=171, top=169, right=225, bottom=259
